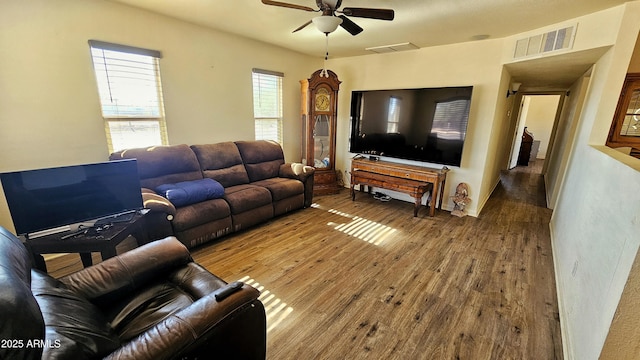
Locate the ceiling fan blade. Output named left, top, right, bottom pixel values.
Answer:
left=341, top=7, right=394, bottom=21
left=338, top=15, right=363, bottom=36
left=262, top=0, right=316, bottom=12
left=293, top=20, right=313, bottom=33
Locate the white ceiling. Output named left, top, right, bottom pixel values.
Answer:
left=109, top=0, right=630, bottom=87
left=110, top=0, right=628, bottom=57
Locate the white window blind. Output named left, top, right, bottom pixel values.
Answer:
left=252, top=69, right=283, bottom=144
left=89, top=40, right=168, bottom=153
left=432, top=98, right=471, bottom=140
left=387, top=96, right=401, bottom=133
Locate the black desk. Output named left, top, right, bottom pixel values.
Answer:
left=25, top=210, right=149, bottom=272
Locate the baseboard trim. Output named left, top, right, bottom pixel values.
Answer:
left=549, top=221, right=572, bottom=360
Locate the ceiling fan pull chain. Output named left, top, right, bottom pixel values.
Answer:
left=322, top=33, right=329, bottom=77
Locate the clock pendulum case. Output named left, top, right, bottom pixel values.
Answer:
left=300, top=69, right=341, bottom=195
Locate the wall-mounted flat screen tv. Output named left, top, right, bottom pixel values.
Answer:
left=349, top=86, right=473, bottom=166
left=1, top=159, right=143, bottom=236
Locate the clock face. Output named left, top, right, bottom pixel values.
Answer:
left=315, top=94, right=330, bottom=111
left=314, top=87, right=331, bottom=112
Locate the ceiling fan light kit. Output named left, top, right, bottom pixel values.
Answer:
left=262, top=0, right=394, bottom=36
left=312, top=16, right=343, bottom=34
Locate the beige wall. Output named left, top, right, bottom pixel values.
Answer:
left=600, top=248, right=640, bottom=360
left=327, top=39, right=506, bottom=216
left=627, top=30, right=640, bottom=73
left=0, top=0, right=319, bottom=231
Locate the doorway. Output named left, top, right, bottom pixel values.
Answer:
left=508, top=93, right=564, bottom=175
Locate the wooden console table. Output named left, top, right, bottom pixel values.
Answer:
left=350, top=158, right=449, bottom=217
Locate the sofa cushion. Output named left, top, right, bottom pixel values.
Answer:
left=231, top=205, right=274, bottom=231
left=156, top=178, right=225, bottom=207
left=223, top=184, right=272, bottom=214
left=251, top=178, right=304, bottom=201
left=110, top=144, right=203, bottom=189
left=171, top=198, right=231, bottom=232
left=235, top=140, right=285, bottom=182
left=103, top=262, right=230, bottom=342
left=191, top=143, right=250, bottom=187
left=30, top=270, right=121, bottom=360
left=107, top=281, right=196, bottom=341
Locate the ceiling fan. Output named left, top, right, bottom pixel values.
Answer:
left=261, top=0, right=394, bottom=36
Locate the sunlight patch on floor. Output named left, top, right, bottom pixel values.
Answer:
left=238, top=276, right=293, bottom=332
left=326, top=208, right=398, bottom=246
left=310, top=203, right=398, bottom=245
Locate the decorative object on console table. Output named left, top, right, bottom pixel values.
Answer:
left=518, top=127, right=534, bottom=166
left=301, top=69, right=341, bottom=195
left=350, top=158, right=449, bottom=217
left=450, top=183, right=471, bottom=217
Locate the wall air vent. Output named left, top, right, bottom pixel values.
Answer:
left=513, top=24, right=577, bottom=59
left=366, top=42, right=419, bottom=54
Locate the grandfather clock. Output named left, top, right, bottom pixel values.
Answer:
left=300, top=69, right=341, bottom=195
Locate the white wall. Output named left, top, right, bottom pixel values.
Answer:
left=545, top=71, right=591, bottom=210
left=0, top=0, right=320, bottom=231
left=548, top=3, right=640, bottom=360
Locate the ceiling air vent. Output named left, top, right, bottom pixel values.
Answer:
left=366, top=42, right=419, bottom=54
left=513, top=24, right=577, bottom=59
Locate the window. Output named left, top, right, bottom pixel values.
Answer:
left=252, top=69, right=283, bottom=144
left=432, top=98, right=471, bottom=140
left=607, top=73, right=640, bottom=158
left=89, top=40, right=168, bottom=153
left=387, top=96, right=401, bottom=133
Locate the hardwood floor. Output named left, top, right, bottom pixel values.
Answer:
left=47, top=162, right=562, bottom=359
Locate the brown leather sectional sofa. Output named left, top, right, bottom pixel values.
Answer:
left=0, top=226, right=266, bottom=360
left=110, top=140, right=315, bottom=249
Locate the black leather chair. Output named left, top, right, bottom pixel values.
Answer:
left=0, top=226, right=266, bottom=359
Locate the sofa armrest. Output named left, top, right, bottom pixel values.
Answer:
left=103, top=285, right=266, bottom=360
left=60, top=237, right=191, bottom=306
left=141, top=188, right=177, bottom=219
left=279, top=163, right=314, bottom=181
left=280, top=163, right=315, bottom=208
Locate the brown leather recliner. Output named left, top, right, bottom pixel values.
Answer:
left=0, top=226, right=266, bottom=360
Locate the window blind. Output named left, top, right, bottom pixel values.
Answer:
left=432, top=98, right=471, bottom=140
left=252, top=69, right=283, bottom=143
left=387, top=96, right=401, bottom=133
left=90, top=41, right=163, bottom=118
left=89, top=40, right=168, bottom=152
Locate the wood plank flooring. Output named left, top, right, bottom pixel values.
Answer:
left=47, top=162, right=562, bottom=359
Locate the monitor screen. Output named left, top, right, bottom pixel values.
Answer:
left=349, top=86, right=473, bottom=166
left=1, top=159, right=143, bottom=235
